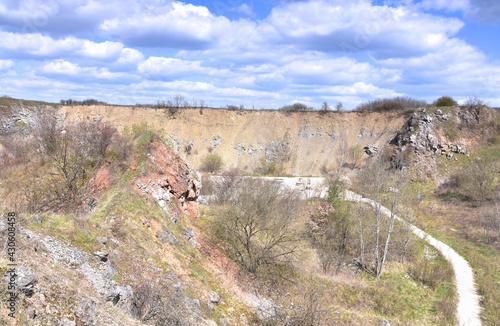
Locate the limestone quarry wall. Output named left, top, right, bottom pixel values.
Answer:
left=61, top=105, right=407, bottom=176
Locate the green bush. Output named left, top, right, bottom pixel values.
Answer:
left=201, top=153, right=224, bottom=173
left=434, top=96, right=457, bottom=107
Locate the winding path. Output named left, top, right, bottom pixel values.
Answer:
left=343, top=190, right=482, bottom=326
left=206, top=176, right=483, bottom=325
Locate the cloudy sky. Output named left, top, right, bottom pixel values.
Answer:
left=0, top=0, right=499, bottom=109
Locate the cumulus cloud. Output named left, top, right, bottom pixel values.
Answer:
left=266, top=0, right=464, bottom=58
left=0, top=59, right=14, bottom=70
left=1, top=0, right=500, bottom=107
left=280, top=57, right=401, bottom=84
left=0, top=31, right=139, bottom=63
left=117, top=48, right=145, bottom=65
left=100, top=2, right=231, bottom=49
left=42, top=59, right=133, bottom=81
left=230, top=3, right=255, bottom=17
left=138, top=57, right=212, bottom=76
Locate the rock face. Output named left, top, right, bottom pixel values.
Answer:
left=390, top=108, right=470, bottom=172
left=61, top=105, right=408, bottom=176
left=134, top=141, right=202, bottom=219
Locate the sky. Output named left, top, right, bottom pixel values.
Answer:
left=0, top=0, right=499, bottom=109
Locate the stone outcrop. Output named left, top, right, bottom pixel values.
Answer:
left=390, top=109, right=469, bottom=171
left=363, top=145, right=379, bottom=155
left=134, top=140, right=202, bottom=219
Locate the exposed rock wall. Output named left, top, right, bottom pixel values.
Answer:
left=60, top=106, right=408, bottom=176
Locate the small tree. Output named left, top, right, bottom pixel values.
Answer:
left=320, top=102, right=329, bottom=111
left=335, top=101, right=344, bottom=112
left=211, top=178, right=302, bottom=274
left=308, top=179, right=352, bottom=274
left=30, top=109, right=116, bottom=210
left=201, top=153, right=223, bottom=173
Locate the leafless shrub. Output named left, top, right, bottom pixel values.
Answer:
left=210, top=178, right=302, bottom=274
left=481, top=202, right=500, bottom=244
left=462, top=96, right=487, bottom=111
left=453, top=158, right=499, bottom=203
left=355, top=97, right=426, bottom=112
left=1, top=109, right=119, bottom=212
left=133, top=278, right=190, bottom=326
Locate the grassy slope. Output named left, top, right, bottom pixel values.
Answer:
left=413, top=138, right=500, bottom=325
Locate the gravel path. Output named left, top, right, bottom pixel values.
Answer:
left=343, top=190, right=482, bottom=326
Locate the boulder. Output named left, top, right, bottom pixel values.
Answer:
left=93, top=251, right=109, bottom=262
left=363, top=145, right=379, bottom=155
left=183, top=228, right=197, bottom=248
left=15, top=267, right=37, bottom=297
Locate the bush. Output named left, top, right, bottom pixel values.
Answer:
left=434, top=96, right=457, bottom=107
left=2, top=108, right=121, bottom=212
left=279, top=102, right=312, bottom=112
left=201, top=153, right=223, bottom=173
left=355, top=97, right=427, bottom=112
left=210, top=178, right=302, bottom=274
left=462, top=96, right=486, bottom=109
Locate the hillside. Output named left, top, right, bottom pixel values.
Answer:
left=1, top=101, right=499, bottom=325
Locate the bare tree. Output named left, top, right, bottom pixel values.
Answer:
left=30, top=110, right=116, bottom=210
left=173, top=94, right=185, bottom=108
left=357, top=154, right=408, bottom=276
left=211, top=178, right=302, bottom=274
left=335, top=101, right=344, bottom=112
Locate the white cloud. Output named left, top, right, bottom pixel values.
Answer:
left=100, top=2, right=231, bottom=48
left=138, top=56, right=223, bottom=77
left=0, top=32, right=80, bottom=56
left=42, top=59, right=131, bottom=80
left=117, top=48, right=144, bottom=65
left=139, top=57, right=203, bottom=75
left=230, top=4, right=255, bottom=17
left=266, top=0, right=464, bottom=57
left=78, top=40, right=123, bottom=59
left=0, top=31, right=144, bottom=72
left=281, top=57, right=401, bottom=84
left=0, top=59, right=14, bottom=70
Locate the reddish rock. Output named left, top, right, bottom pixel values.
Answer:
left=134, top=141, right=201, bottom=218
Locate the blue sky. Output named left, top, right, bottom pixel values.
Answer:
left=0, top=0, right=499, bottom=109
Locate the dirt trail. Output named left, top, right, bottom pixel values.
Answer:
left=205, top=176, right=483, bottom=325
left=343, top=190, right=482, bottom=326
